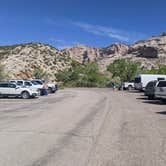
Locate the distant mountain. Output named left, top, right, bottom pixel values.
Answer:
left=0, top=33, right=166, bottom=80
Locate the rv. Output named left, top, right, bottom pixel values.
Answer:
left=134, top=74, right=166, bottom=91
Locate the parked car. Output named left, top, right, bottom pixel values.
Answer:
left=134, top=74, right=166, bottom=91
left=155, top=80, right=166, bottom=102
left=122, top=82, right=134, bottom=91
left=32, top=79, right=57, bottom=93
left=0, top=82, right=38, bottom=99
left=144, top=80, right=157, bottom=99
left=9, top=80, right=43, bottom=95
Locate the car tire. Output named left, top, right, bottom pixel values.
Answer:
left=21, top=91, right=30, bottom=99
left=48, top=87, right=52, bottom=94
left=128, top=85, right=133, bottom=91
left=161, top=99, right=166, bottom=103
left=148, top=95, right=154, bottom=100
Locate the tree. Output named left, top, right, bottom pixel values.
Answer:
left=55, top=61, right=109, bottom=87
left=33, top=66, right=49, bottom=80
left=107, top=59, right=140, bottom=82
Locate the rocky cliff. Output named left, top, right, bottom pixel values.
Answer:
left=0, top=33, right=166, bottom=80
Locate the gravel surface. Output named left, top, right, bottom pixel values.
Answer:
left=0, top=89, right=165, bottom=166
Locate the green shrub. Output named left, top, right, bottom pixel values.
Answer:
left=55, top=61, right=109, bottom=87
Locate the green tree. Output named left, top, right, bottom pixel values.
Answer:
left=55, top=61, right=109, bottom=87
left=107, top=59, right=140, bottom=82
left=33, top=66, right=49, bottom=80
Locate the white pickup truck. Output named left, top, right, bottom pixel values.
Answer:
left=122, top=82, right=134, bottom=90
left=0, top=82, right=38, bottom=99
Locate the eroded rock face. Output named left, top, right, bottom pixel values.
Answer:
left=129, top=46, right=158, bottom=58
left=101, top=44, right=129, bottom=57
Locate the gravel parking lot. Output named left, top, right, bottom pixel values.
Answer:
left=0, top=89, right=166, bottom=166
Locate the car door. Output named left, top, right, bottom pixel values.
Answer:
left=156, top=81, right=166, bottom=97
left=8, top=84, right=18, bottom=95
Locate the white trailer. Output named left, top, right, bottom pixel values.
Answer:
left=134, top=74, right=166, bottom=91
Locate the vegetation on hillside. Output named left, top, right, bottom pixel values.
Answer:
left=0, top=63, right=8, bottom=81
left=55, top=61, right=109, bottom=87
left=140, top=65, right=166, bottom=75
left=33, top=66, right=50, bottom=80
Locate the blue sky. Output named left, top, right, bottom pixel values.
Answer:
left=0, top=0, right=166, bottom=49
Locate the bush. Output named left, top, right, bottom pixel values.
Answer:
left=55, top=61, right=109, bottom=87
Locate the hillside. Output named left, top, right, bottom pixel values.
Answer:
left=0, top=33, right=166, bottom=80
left=0, top=43, right=72, bottom=80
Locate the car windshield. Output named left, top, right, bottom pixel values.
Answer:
left=32, top=80, right=43, bottom=85
left=31, top=81, right=39, bottom=85
left=135, top=77, right=141, bottom=83
left=146, top=81, right=157, bottom=88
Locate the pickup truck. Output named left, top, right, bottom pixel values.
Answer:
left=122, top=82, right=134, bottom=90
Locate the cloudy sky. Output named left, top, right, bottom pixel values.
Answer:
left=0, top=0, right=165, bottom=49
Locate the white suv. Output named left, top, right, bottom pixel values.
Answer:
left=0, top=83, right=38, bottom=99
left=155, top=80, right=166, bottom=102
left=9, top=80, right=43, bottom=95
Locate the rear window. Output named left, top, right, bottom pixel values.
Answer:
left=157, top=81, right=166, bottom=87
left=157, top=77, right=165, bottom=81
left=135, top=77, right=141, bottom=83
left=146, top=81, right=157, bottom=88
left=9, top=84, right=16, bottom=88
left=0, top=83, right=8, bottom=87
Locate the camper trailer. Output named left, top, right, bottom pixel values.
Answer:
left=134, top=74, right=166, bottom=91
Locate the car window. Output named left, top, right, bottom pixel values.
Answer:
left=0, top=83, right=8, bottom=88
left=9, top=84, right=16, bottom=88
left=17, top=81, right=23, bottom=86
left=157, top=77, right=165, bottom=81
left=31, top=81, right=38, bottom=85
left=157, top=81, right=166, bottom=87
left=10, top=81, right=16, bottom=83
left=24, top=82, right=32, bottom=86
left=135, top=77, right=141, bottom=83
left=32, top=80, right=42, bottom=85
left=147, top=81, right=157, bottom=88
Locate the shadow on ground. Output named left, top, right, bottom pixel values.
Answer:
left=143, top=100, right=166, bottom=105
left=156, top=111, right=166, bottom=115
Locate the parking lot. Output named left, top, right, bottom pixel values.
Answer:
left=0, top=89, right=166, bottom=166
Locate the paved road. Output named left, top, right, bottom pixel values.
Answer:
left=0, top=89, right=165, bottom=166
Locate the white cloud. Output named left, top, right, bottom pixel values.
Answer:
left=49, top=38, right=83, bottom=49
left=72, top=21, right=146, bottom=43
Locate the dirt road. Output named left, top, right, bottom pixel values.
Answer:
left=0, top=89, right=165, bottom=166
